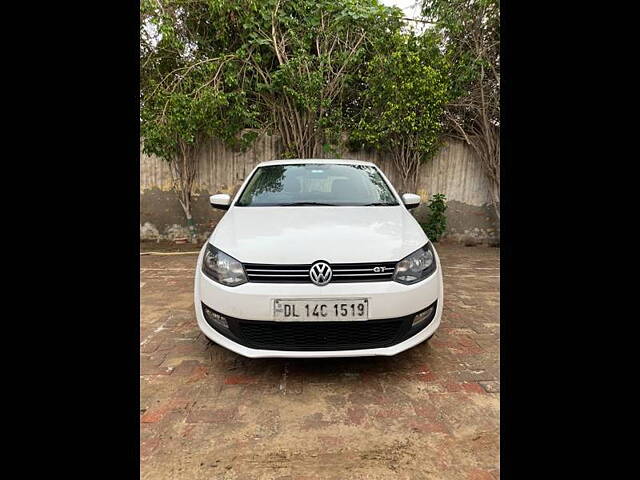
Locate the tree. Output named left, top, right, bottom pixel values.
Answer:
left=140, top=0, right=256, bottom=241
left=350, top=32, right=449, bottom=192
left=422, top=0, right=500, bottom=218
left=211, top=0, right=404, bottom=158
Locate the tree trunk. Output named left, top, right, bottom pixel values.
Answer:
left=176, top=188, right=197, bottom=244
left=184, top=210, right=197, bottom=244
left=392, top=141, right=421, bottom=195
left=169, top=140, right=200, bottom=243
left=478, top=127, right=500, bottom=221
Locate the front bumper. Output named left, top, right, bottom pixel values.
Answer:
left=193, top=244, right=443, bottom=358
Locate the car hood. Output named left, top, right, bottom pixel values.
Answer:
left=210, top=206, right=428, bottom=264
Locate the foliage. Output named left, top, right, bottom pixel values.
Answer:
left=421, top=193, right=447, bottom=242
left=422, top=0, right=500, bottom=218
left=140, top=0, right=258, bottom=157
left=349, top=32, right=449, bottom=192
left=223, top=0, right=405, bottom=158
left=140, top=0, right=258, bottom=240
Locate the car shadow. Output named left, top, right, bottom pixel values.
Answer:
left=209, top=337, right=434, bottom=380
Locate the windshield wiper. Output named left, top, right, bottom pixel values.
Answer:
left=278, top=202, right=339, bottom=206
left=361, top=202, right=397, bottom=206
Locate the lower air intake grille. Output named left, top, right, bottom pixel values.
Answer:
left=234, top=318, right=407, bottom=351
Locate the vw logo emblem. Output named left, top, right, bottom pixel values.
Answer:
left=309, top=261, right=332, bottom=286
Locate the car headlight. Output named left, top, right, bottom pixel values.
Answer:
left=201, top=244, right=247, bottom=286
left=393, top=243, right=436, bottom=285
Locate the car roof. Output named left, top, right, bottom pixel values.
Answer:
left=256, top=158, right=377, bottom=168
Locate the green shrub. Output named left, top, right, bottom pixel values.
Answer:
left=421, top=193, right=447, bottom=242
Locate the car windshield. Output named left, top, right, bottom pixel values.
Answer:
left=235, top=164, right=399, bottom=207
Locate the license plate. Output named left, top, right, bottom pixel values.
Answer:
left=273, top=298, right=369, bottom=321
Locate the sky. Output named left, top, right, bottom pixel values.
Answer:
left=380, top=0, right=423, bottom=19
left=379, top=0, right=429, bottom=34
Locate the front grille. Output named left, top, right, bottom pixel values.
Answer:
left=235, top=318, right=407, bottom=350
left=244, top=262, right=397, bottom=283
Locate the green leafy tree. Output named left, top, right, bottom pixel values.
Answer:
left=350, top=32, right=449, bottom=192
left=140, top=0, right=256, bottom=241
left=422, top=0, right=500, bottom=218
left=208, top=0, right=404, bottom=158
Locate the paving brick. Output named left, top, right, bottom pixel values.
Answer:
left=344, top=405, right=367, bottom=426
left=170, top=360, right=209, bottom=376
left=301, top=412, right=336, bottom=430
left=467, top=467, right=497, bottom=480
left=404, top=417, right=450, bottom=434
left=140, top=398, right=192, bottom=423
left=440, top=381, right=486, bottom=394
left=224, top=374, right=259, bottom=385
left=186, top=407, right=238, bottom=424
left=140, top=340, right=161, bottom=354
left=140, top=360, right=174, bottom=376
left=479, top=381, right=500, bottom=393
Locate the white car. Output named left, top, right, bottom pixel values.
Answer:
left=194, top=159, right=443, bottom=358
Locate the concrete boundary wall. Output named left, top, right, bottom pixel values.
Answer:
left=140, top=135, right=498, bottom=244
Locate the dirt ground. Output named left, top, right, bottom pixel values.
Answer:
left=140, top=243, right=500, bottom=479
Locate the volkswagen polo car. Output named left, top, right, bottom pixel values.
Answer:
left=194, top=159, right=443, bottom=358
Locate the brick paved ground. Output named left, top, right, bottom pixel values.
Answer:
left=140, top=243, right=500, bottom=479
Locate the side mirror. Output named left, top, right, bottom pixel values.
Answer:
left=209, top=194, right=231, bottom=210
left=402, top=193, right=421, bottom=210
